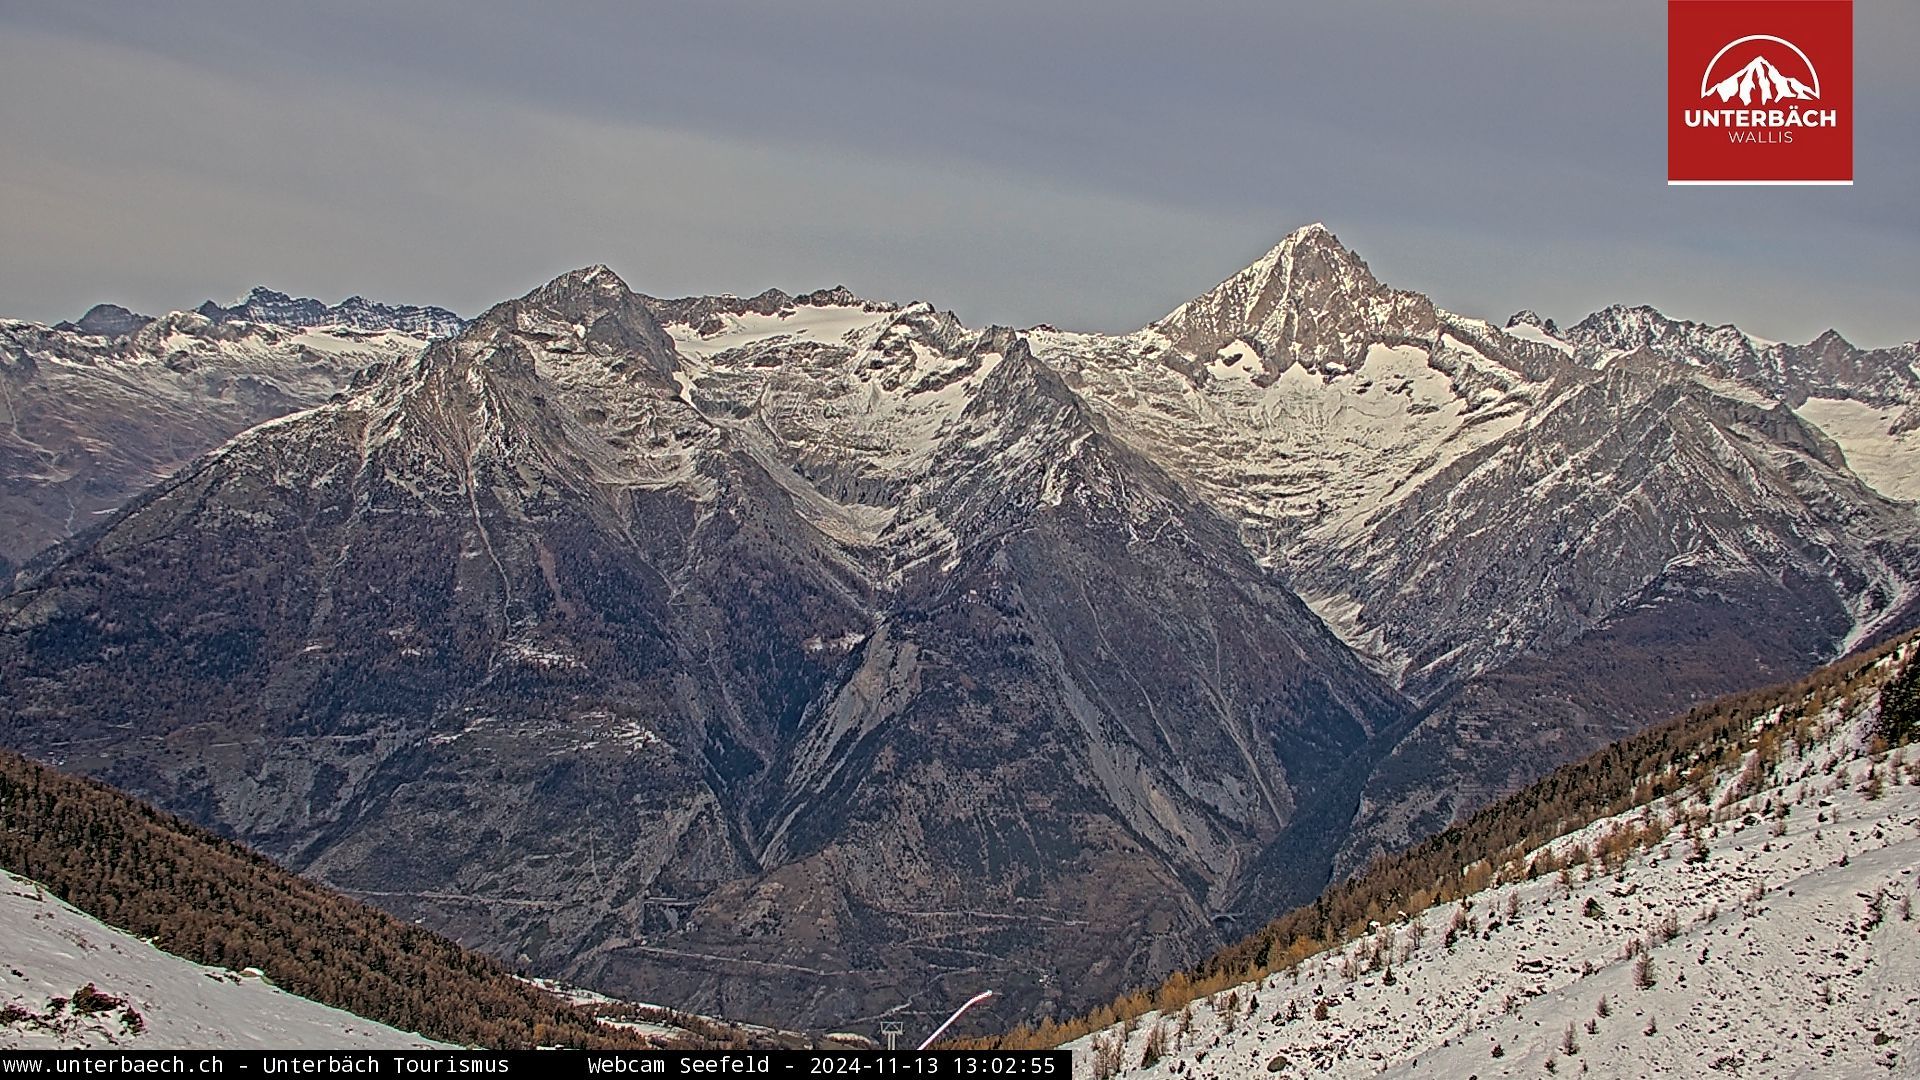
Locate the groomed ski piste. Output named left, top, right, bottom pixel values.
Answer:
left=1069, top=646, right=1920, bottom=1079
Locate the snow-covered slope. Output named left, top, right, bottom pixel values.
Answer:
left=1069, top=644, right=1920, bottom=1079
left=1560, top=305, right=1920, bottom=506
left=1026, top=226, right=1920, bottom=878
left=0, top=868, right=451, bottom=1050
left=4, top=233, right=1915, bottom=1034
left=1795, top=397, right=1920, bottom=503
left=1032, top=228, right=1920, bottom=699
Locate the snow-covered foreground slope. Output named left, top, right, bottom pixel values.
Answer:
left=1069, top=647, right=1920, bottom=1078
left=0, top=868, right=452, bottom=1049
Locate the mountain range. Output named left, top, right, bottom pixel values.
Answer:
left=2, top=226, right=1915, bottom=1032
left=1, top=292, right=451, bottom=581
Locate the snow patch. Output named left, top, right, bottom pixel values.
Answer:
left=1796, top=397, right=1920, bottom=503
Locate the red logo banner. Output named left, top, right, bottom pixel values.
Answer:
left=1668, top=0, right=1853, bottom=184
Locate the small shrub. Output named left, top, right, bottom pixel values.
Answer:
left=70, top=984, right=126, bottom=1016
left=1090, top=1035, right=1123, bottom=1080
left=1139, top=1021, right=1169, bottom=1068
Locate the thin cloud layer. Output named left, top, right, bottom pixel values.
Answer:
left=1, top=2, right=1914, bottom=344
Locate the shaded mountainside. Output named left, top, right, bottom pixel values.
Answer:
left=0, top=745, right=741, bottom=1049
left=1062, top=642, right=1920, bottom=1077
left=1030, top=226, right=1920, bottom=880
left=0, top=266, right=1404, bottom=1031
left=2, top=229, right=1917, bottom=1034
left=975, top=630, right=1920, bottom=1072
left=0, top=296, right=444, bottom=583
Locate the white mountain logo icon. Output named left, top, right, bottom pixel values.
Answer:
left=1700, top=36, right=1820, bottom=105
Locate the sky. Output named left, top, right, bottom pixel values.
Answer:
left=1, top=1, right=1915, bottom=347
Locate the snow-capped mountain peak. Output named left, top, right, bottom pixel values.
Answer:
left=1148, top=223, right=1436, bottom=367
left=1504, top=309, right=1557, bottom=334
left=196, top=286, right=465, bottom=338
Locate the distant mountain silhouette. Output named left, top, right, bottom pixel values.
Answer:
left=1706, top=55, right=1817, bottom=105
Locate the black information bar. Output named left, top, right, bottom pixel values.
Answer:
left=0, top=1051, right=1070, bottom=1079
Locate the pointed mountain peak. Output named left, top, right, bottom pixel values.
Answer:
left=540, top=264, right=630, bottom=295
left=1283, top=221, right=1335, bottom=245
left=493, top=265, right=645, bottom=325
left=459, top=264, right=677, bottom=379
left=1236, top=222, right=1359, bottom=277
left=60, top=303, right=153, bottom=338
left=1150, top=223, right=1430, bottom=362
left=241, top=285, right=294, bottom=305
left=1505, top=309, right=1559, bottom=335
left=1808, top=328, right=1854, bottom=351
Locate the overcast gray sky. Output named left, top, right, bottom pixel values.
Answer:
left=1, top=2, right=1914, bottom=345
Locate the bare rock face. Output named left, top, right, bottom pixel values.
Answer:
left=1031, top=227, right=1920, bottom=883
left=57, top=303, right=153, bottom=338
left=0, top=266, right=1404, bottom=1031
left=2, top=232, right=1916, bottom=1033
left=198, top=286, right=466, bottom=339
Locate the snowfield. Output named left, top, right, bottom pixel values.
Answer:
left=1795, top=396, right=1920, bottom=504
left=0, top=868, right=452, bottom=1049
left=1069, top=648, right=1920, bottom=1079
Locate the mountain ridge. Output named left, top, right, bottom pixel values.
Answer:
left=3, top=228, right=1917, bottom=1033
left=0, top=300, right=442, bottom=583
